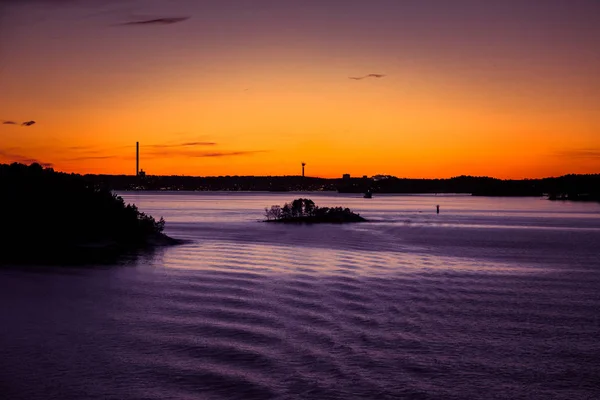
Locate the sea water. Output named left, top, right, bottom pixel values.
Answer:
left=1, top=193, right=599, bottom=399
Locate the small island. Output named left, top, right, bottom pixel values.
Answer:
left=264, top=198, right=367, bottom=223
left=1, top=162, right=182, bottom=265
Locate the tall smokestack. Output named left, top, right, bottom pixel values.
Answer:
left=136, top=142, right=139, bottom=176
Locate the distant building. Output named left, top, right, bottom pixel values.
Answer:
left=139, top=169, right=146, bottom=178
left=343, top=174, right=351, bottom=180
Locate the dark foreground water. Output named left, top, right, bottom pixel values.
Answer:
left=1, top=193, right=600, bottom=399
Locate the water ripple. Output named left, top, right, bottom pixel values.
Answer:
left=2, top=193, right=600, bottom=399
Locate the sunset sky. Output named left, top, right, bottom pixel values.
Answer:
left=1, top=0, right=599, bottom=178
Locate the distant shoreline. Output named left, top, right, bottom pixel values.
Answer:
left=118, top=190, right=600, bottom=202
left=83, top=173, right=599, bottom=200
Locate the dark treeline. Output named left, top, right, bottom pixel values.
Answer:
left=340, top=175, right=600, bottom=200
left=1, top=163, right=177, bottom=264
left=85, top=174, right=337, bottom=192
left=265, top=198, right=366, bottom=223
left=84, top=172, right=600, bottom=200
left=5, top=162, right=597, bottom=200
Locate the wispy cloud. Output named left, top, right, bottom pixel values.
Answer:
left=144, top=141, right=268, bottom=158
left=66, top=145, right=100, bottom=151
left=61, top=144, right=133, bottom=153
left=181, top=141, right=217, bottom=147
left=64, top=155, right=116, bottom=161
left=147, top=141, right=217, bottom=149
left=145, top=148, right=267, bottom=158
left=0, top=149, right=53, bottom=168
left=199, top=151, right=267, bottom=158
left=115, top=16, right=190, bottom=26
left=556, top=148, right=600, bottom=159
left=1, top=120, right=36, bottom=126
left=0, top=140, right=265, bottom=167
left=61, top=149, right=263, bottom=161
left=349, top=74, right=386, bottom=80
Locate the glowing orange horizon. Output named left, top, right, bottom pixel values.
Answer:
left=1, top=1, right=599, bottom=179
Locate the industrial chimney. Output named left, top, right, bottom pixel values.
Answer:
left=136, top=142, right=139, bottom=176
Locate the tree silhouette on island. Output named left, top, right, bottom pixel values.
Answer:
left=1, top=162, right=181, bottom=265
left=264, top=198, right=367, bottom=223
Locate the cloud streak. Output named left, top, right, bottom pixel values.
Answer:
left=64, top=155, right=115, bottom=161
left=145, top=149, right=267, bottom=158
left=46, top=142, right=265, bottom=161
left=0, top=141, right=265, bottom=168
left=2, top=120, right=36, bottom=126
left=556, top=148, right=600, bottom=159
left=115, top=16, right=190, bottom=26
left=0, top=149, right=53, bottom=168
left=58, top=149, right=265, bottom=161
left=142, top=141, right=264, bottom=158
left=147, top=141, right=217, bottom=149
left=349, top=74, right=386, bottom=80
left=199, top=151, right=267, bottom=158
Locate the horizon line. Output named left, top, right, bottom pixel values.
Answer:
left=83, top=172, right=600, bottom=181
left=2, top=162, right=598, bottom=181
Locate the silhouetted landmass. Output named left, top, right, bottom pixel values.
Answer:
left=81, top=173, right=600, bottom=200
left=0, top=163, right=181, bottom=265
left=85, top=174, right=332, bottom=192
left=264, top=198, right=367, bottom=223
left=339, top=175, right=600, bottom=200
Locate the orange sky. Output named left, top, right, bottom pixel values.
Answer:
left=1, top=0, right=599, bottom=178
